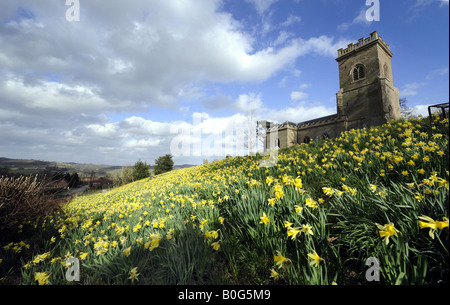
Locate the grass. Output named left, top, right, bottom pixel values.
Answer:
left=0, top=114, right=448, bottom=285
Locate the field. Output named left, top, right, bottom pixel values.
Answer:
left=0, top=114, right=448, bottom=285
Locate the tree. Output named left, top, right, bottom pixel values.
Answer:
left=119, top=165, right=134, bottom=186
left=154, top=154, right=174, bottom=175
left=400, top=97, right=414, bottom=119
left=132, top=160, right=150, bottom=181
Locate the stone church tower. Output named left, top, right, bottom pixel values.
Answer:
left=265, top=31, right=401, bottom=151
left=335, top=31, right=400, bottom=130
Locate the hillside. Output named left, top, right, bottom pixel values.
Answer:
left=0, top=114, right=448, bottom=285
left=0, top=157, right=194, bottom=179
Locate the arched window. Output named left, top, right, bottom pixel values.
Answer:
left=353, top=65, right=365, bottom=81
left=276, top=138, right=280, bottom=148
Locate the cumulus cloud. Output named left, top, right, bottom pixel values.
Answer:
left=0, top=0, right=352, bottom=165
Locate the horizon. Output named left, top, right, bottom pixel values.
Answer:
left=1, top=0, right=448, bottom=166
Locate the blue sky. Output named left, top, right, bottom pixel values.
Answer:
left=0, top=0, right=448, bottom=166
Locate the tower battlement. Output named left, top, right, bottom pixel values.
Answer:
left=337, top=31, right=391, bottom=59
left=265, top=31, right=401, bottom=151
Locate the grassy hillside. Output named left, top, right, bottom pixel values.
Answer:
left=1, top=114, right=448, bottom=285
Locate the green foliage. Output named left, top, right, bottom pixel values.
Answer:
left=1, top=114, right=448, bottom=285
left=115, top=165, right=134, bottom=186
left=132, top=160, right=151, bottom=181
left=154, top=154, right=174, bottom=175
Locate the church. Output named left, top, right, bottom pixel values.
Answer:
left=265, top=31, right=401, bottom=150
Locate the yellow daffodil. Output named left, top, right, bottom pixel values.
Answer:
left=294, top=205, right=303, bottom=214
left=128, top=267, right=139, bottom=282
left=301, top=224, right=314, bottom=236
left=273, top=251, right=290, bottom=269
left=294, top=177, right=303, bottom=190
left=123, top=246, right=131, bottom=257
left=307, top=251, right=323, bottom=268
left=287, top=226, right=301, bottom=240
left=375, top=222, right=400, bottom=245
left=34, top=272, right=50, bottom=285
left=322, top=187, right=335, bottom=197
left=260, top=212, right=270, bottom=225
left=211, top=241, right=220, bottom=251
left=284, top=221, right=294, bottom=228
left=270, top=268, right=280, bottom=280
left=305, top=198, right=318, bottom=209
left=418, top=215, right=449, bottom=239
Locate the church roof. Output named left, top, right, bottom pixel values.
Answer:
left=296, top=114, right=338, bottom=128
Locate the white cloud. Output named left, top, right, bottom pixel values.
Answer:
left=245, top=0, right=280, bottom=15
left=399, top=82, right=427, bottom=97
left=337, top=7, right=372, bottom=31
left=264, top=104, right=336, bottom=124
left=281, top=15, right=302, bottom=27
left=0, top=1, right=359, bottom=165
left=410, top=104, right=443, bottom=117
left=426, top=67, right=449, bottom=80
left=290, top=91, right=308, bottom=101
left=299, top=83, right=311, bottom=90
left=233, top=93, right=264, bottom=114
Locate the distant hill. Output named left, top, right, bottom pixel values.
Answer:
left=0, top=157, right=121, bottom=178
left=0, top=157, right=195, bottom=178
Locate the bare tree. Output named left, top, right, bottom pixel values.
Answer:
left=400, top=97, right=414, bottom=119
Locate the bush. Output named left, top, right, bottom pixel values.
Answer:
left=0, top=175, right=60, bottom=229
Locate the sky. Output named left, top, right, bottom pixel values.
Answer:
left=0, top=0, right=448, bottom=166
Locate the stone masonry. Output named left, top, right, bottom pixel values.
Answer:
left=265, top=31, right=401, bottom=150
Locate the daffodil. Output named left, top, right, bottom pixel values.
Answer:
left=270, top=268, right=280, bottom=280
left=273, top=251, right=290, bottom=269
left=128, top=267, right=139, bottom=282
left=375, top=222, right=400, bottom=245
left=34, top=272, right=50, bottom=285
left=260, top=212, right=270, bottom=225
left=322, top=187, right=334, bottom=197
left=418, top=215, right=449, bottom=239
left=307, top=251, right=323, bottom=268
left=305, top=198, right=318, bottom=209
left=284, top=220, right=294, bottom=228
left=123, top=246, right=131, bottom=257
left=287, top=226, right=301, bottom=240
left=294, top=205, right=303, bottom=214
left=294, top=177, right=303, bottom=190
left=301, top=223, right=314, bottom=236
left=79, top=252, right=89, bottom=260
left=211, top=241, right=220, bottom=251
left=266, top=176, right=274, bottom=186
